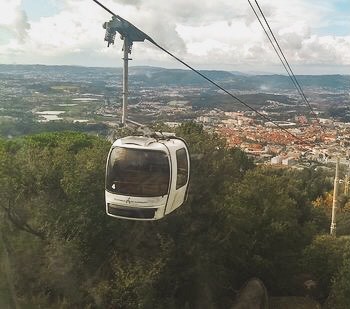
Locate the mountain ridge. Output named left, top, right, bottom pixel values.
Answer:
left=0, top=64, right=349, bottom=90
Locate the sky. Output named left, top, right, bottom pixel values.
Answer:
left=0, top=0, right=349, bottom=74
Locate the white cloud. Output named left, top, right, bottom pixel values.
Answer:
left=0, top=0, right=349, bottom=73
left=0, top=0, right=30, bottom=42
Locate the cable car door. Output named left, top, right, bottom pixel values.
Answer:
left=166, top=147, right=190, bottom=213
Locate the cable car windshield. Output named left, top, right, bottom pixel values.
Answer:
left=106, top=147, right=170, bottom=197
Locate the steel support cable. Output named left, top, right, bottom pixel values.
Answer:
left=247, top=0, right=301, bottom=100
left=149, top=40, right=310, bottom=144
left=252, top=0, right=324, bottom=132
left=92, top=0, right=315, bottom=146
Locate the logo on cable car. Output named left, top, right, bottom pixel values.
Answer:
left=125, top=197, right=131, bottom=204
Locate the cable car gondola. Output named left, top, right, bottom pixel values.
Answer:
left=105, top=134, right=190, bottom=220
left=100, top=9, right=191, bottom=220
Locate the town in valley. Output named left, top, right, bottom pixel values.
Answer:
left=1, top=64, right=349, bottom=169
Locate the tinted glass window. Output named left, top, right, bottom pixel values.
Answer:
left=176, top=148, right=188, bottom=189
left=106, top=147, right=170, bottom=197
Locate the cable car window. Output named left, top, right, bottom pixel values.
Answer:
left=106, top=147, right=170, bottom=197
left=176, top=148, right=188, bottom=189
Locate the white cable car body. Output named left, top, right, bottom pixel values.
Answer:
left=101, top=16, right=190, bottom=220
left=105, top=135, right=190, bottom=220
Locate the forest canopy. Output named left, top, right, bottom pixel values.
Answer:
left=0, top=123, right=349, bottom=308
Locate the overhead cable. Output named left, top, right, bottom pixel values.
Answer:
left=92, top=0, right=315, bottom=146
left=248, top=0, right=324, bottom=132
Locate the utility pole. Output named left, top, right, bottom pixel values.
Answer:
left=344, top=161, right=350, bottom=197
left=330, top=157, right=340, bottom=236
left=122, top=36, right=131, bottom=126
left=102, top=14, right=149, bottom=126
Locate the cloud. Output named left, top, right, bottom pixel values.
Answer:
left=0, top=0, right=30, bottom=42
left=111, top=0, right=141, bottom=6
left=296, top=35, right=350, bottom=65
left=0, top=0, right=349, bottom=73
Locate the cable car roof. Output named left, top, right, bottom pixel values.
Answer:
left=112, top=135, right=184, bottom=147
left=117, top=136, right=157, bottom=147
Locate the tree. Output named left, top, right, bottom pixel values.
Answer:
left=0, top=126, right=334, bottom=307
left=327, top=241, right=350, bottom=309
left=218, top=167, right=327, bottom=295
left=302, top=235, right=350, bottom=302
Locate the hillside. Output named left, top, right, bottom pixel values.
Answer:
left=1, top=64, right=349, bottom=90
left=1, top=123, right=349, bottom=308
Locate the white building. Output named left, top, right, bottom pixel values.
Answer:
left=282, top=157, right=297, bottom=166
left=271, top=156, right=282, bottom=165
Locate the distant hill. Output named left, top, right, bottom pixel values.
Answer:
left=131, top=67, right=350, bottom=90
left=0, top=64, right=349, bottom=91
left=130, top=67, right=235, bottom=86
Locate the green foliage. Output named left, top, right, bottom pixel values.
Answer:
left=327, top=241, right=350, bottom=309
left=0, top=124, right=336, bottom=307
left=327, top=106, right=350, bottom=122
left=302, top=235, right=350, bottom=301
left=0, top=118, right=109, bottom=138
left=337, top=212, right=350, bottom=236
left=218, top=167, right=329, bottom=295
